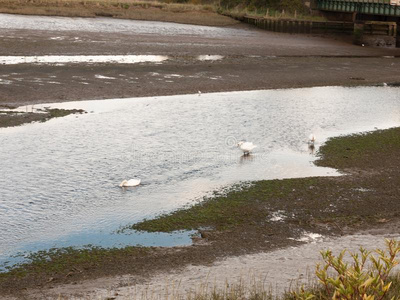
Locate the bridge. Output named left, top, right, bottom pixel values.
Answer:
left=316, top=0, right=400, bottom=18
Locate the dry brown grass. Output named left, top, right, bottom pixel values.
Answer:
left=0, top=0, right=238, bottom=26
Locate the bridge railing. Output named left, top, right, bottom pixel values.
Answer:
left=317, top=0, right=400, bottom=16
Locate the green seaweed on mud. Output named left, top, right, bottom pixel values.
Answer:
left=0, top=246, right=150, bottom=281
left=130, top=127, right=400, bottom=233
left=129, top=178, right=320, bottom=233
left=316, top=127, right=400, bottom=170
left=1, top=126, right=400, bottom=293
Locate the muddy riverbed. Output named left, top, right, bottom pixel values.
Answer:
left=1, top=13, right=400, bottom=299
left=1, top=14, right=400, bottom=108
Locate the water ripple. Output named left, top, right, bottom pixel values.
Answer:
left=0, top=86, right=399, bottom=264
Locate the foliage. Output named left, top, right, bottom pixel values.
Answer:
left=293, top=239, right=400, bottom=300
left=220, top=0, right=307, bottom=14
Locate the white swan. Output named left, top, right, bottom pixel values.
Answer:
left=308, top=134, right=316, bottom=145
left=119, top=179, right=141, bottom=187
left=237, top=141, right=257, bottom=155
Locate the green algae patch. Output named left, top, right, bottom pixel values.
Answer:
left=0, top=246, right=151, bottom=283
left=129, top=178, right=320, bottom=233
left=129, top=127, right=400, bottom=234
left=316, top=127, right=400, bottom=170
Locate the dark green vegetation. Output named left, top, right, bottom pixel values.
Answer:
left=2, top=246, right=149, bottom=279
left=130, top=178, right=323, bottom=232
left=0, top=108, right=85, bottom=128
left=315, top=128, right=400, bottom=170
left=288, top=275, right=400, bottom=300
left=1, top=127, right=400, bottom=296
left=219, top=0, right=308, bottom=16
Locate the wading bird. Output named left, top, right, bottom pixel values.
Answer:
left=119, top=179, right=141, bottom=187
left=237, top=141, right=257, bottom=155
left=308, top=134, right=316, bottom=145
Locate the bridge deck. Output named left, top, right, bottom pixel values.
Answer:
left=317, top=0, right=400, bottom=16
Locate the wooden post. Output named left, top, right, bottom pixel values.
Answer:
left=396, top=22, right=400, bottom=47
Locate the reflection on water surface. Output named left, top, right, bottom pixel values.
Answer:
left=0, top=86, right=399, bottom=267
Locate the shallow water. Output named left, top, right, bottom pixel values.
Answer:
left=0, top=86, right=399, bottom=267
left=0, top=55, right=169, bottom=65
left=0, top=13, right=255, bottom=38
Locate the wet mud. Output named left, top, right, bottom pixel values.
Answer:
left=1, top=14, right=400, bottom=108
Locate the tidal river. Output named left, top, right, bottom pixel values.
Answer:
left=0, top=86, right=399, bottom=268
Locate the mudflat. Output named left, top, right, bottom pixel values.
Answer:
left=1, top=12, right=400, bottom=299
left=1, top=14, right=400, bottom=109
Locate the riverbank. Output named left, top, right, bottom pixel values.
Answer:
left=0, top=0, right=238, bottom=26
left=1, top=126, right=400, bottom=298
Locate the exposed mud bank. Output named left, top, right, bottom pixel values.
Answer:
left=1, top=14, right=400, bottom=107
left=0, top=108, right=85, bottom=128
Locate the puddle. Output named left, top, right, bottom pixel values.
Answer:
left=91, top=233, right=400, bottom=299
left=49, top=36, right=65, bottom=40
left=0, top=55, right=169, bottom=65
left=198, top=55, right=224, bottom=61
left=0, top=86, right=399, bottom=269
left=290, top=232, right=324, bottom=243
left=95, top=75, right=116, bottom=80
left=3, top=229, right=196, bottom=269
left=164, top=74, right=183, bottom=79
left=0, top=78, right=12, bottom=85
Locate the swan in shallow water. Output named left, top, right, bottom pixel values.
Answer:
left=237, top=141, right=257, bottom=155
left=119, top=179, right=141, bottom=187
left=308, top=134, right=316, bottom=145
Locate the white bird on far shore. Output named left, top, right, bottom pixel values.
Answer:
left=308, top=134, right=316, bottom=145
left=119, top=179, right=141, bottom=187
left=237, top=141, right=257, bottom=155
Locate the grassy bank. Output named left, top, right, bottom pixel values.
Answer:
left=217, top=0, right=315, bottom=19
left=0, top=0, right=319, bottom=26
left=0, top=0, right=238, bottom=26
left=1, top=127, right=400, bottom=296
left=219, top=6, right=326, bottom=21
